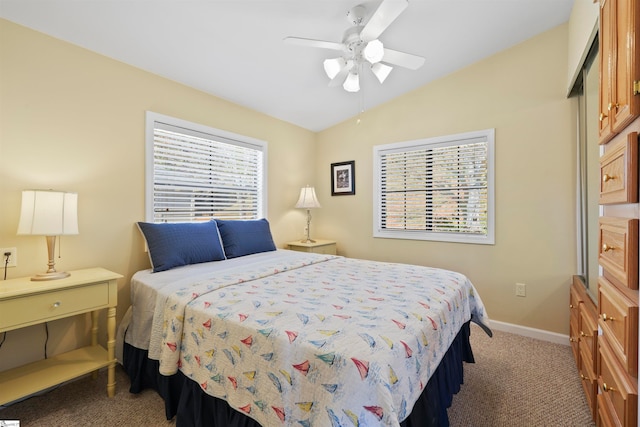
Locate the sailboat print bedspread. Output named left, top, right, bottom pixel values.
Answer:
left=147, top=251, right=490, bottom=427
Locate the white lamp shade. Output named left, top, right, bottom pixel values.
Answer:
left=343, top=72, right=360, bottom=92
left=363, top=39, right=384, bottom=64
left=371, top=62, right=393, bottom=83
left=295, top=186, right=321, bottom=209
left=17, top=190, right=79, bottom=236
left=323, top=57, right=346, bottom=80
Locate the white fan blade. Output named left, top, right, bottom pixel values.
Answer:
left=382, top=48, right=425, bottom=70
left=360, top=0, right=408, bottom=42
left=283, top=37, right=345, bottom=52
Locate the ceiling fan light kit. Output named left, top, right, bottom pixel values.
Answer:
left=284, top=0, right=425, bottom=93
left=371, top=62, right=392, bottom=84
left=343, top=72, right=360, bottom=92
left=362, top=39, right=384, bottom=63
left=323, top=57, right=347, bottom=80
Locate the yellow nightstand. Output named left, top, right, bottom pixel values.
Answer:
left=287, top=239, right=337, bottom=255
left=0, top=268, right=121, bottom=405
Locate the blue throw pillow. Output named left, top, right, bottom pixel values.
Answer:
left=216, top=218, right=276, bottom=259
left=137, top=220, right=226, bottom=272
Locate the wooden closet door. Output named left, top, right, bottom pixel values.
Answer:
left=611, top=0, right=640, bottom=134
left=600, top=0, right=615, bottom=144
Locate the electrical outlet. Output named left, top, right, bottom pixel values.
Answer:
left=515, top=282, right=526, bottom=297
left=1, top=247, right=17, bottom=268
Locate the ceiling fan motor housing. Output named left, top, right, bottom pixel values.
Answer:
left=342, top=27, right=365, bottom=62
left=346, top=5, right=366, bottom=26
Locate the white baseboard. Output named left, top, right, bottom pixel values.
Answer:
left=487, top=320, right=569, bottom=346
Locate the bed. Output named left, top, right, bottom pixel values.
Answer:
left=119, top=219, right=491, bottom=427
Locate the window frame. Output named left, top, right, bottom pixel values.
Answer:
left=373, top=129, right=495, bottom=245
left=144, top=111, right=268, bottom=223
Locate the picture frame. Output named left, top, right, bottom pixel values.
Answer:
left=331, top=160, right=355, bottom=196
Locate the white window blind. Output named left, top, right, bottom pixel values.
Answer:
left=374, top=129, right=494, bottom=244
left=145, top=112, right=267, bottom=223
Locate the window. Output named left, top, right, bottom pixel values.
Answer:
left=373, top=129, right=494, bottom=244
left=145, top=112, right=267, bottom=223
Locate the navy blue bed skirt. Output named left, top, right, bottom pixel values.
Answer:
left=123, top=321, right=474, bottom=427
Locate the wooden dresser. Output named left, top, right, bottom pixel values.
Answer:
left=589, top=1, right=639, bottom=425
left=571, top=276, right=600, bottom=419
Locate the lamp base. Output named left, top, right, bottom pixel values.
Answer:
left=300, top=209, right=317, bottom=244
left=31, top=271, right=70, bottom=282
left=31, top=235, right=70, bottom=281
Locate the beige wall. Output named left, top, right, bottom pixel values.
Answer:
left=566, top=0, right=599, bottom=93
left=315, top=24, right=576, bottom=335
left=0, top=19, right=316, bottom=370
left=0, top=17, right=577, bottom=374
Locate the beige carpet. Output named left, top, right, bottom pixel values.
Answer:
left=448, top=327, right=595, bottom=427
left=0, top=327, right=595, bottom=426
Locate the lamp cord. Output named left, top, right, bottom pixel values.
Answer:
left=44, top=322, right=49, bottom=359
left=3, top=253, right=8, bottom=280
left=1, top=254, right=9, bottom=357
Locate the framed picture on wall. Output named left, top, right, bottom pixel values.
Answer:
left=331, top=160, right=355, bottom=196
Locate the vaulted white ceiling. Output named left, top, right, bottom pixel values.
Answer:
left=0, top=0, right=575, bottom=131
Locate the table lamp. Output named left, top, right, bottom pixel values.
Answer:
left=17, top=190, right=79, bottom=281
left=295, top=185, right=321, bottom=243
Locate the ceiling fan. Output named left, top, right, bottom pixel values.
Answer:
left=284, top=0, right=425, bottom=93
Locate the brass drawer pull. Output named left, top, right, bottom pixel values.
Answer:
left=602, top=313, right=615, bottom=322
left=602, top=173, right=615, bottom=182
left=600, top=112, right=608, bottom=121
left=580, top=331, right=591, bottom=338
left=602, top=383, right=616, bottom=393
left=570, top=337, right=577, bottom=343
left=602, top=243, right=614, bottom=252
left=607, top=102, right=619, bottom=111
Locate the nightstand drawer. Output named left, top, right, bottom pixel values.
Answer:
left=287, top=239, right=337, bottom=255
left=0, top=282, right=109, bottom=331
left=312, top=244, right=337, bottom=255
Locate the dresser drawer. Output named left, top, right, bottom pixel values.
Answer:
left=578, top=347, right=597, bottom=421
left=599, top=217, right=638, bottom=289
left=570, top=280, right=582, bottom=329
left=579, top=302, right=598, bottom=370
left=597, top=393, right=614, bottom=427
left=600, top=132, right=638, bottom=204
left=598, top=276, right=638, bottom=377
left=597, top=338, right=638, bottom=427
left=570, top=312, right=580, bottom=364
left=0, top=282, right=110, bottom=331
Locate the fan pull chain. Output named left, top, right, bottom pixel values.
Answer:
left=356, top=86, right=365, bottom=125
